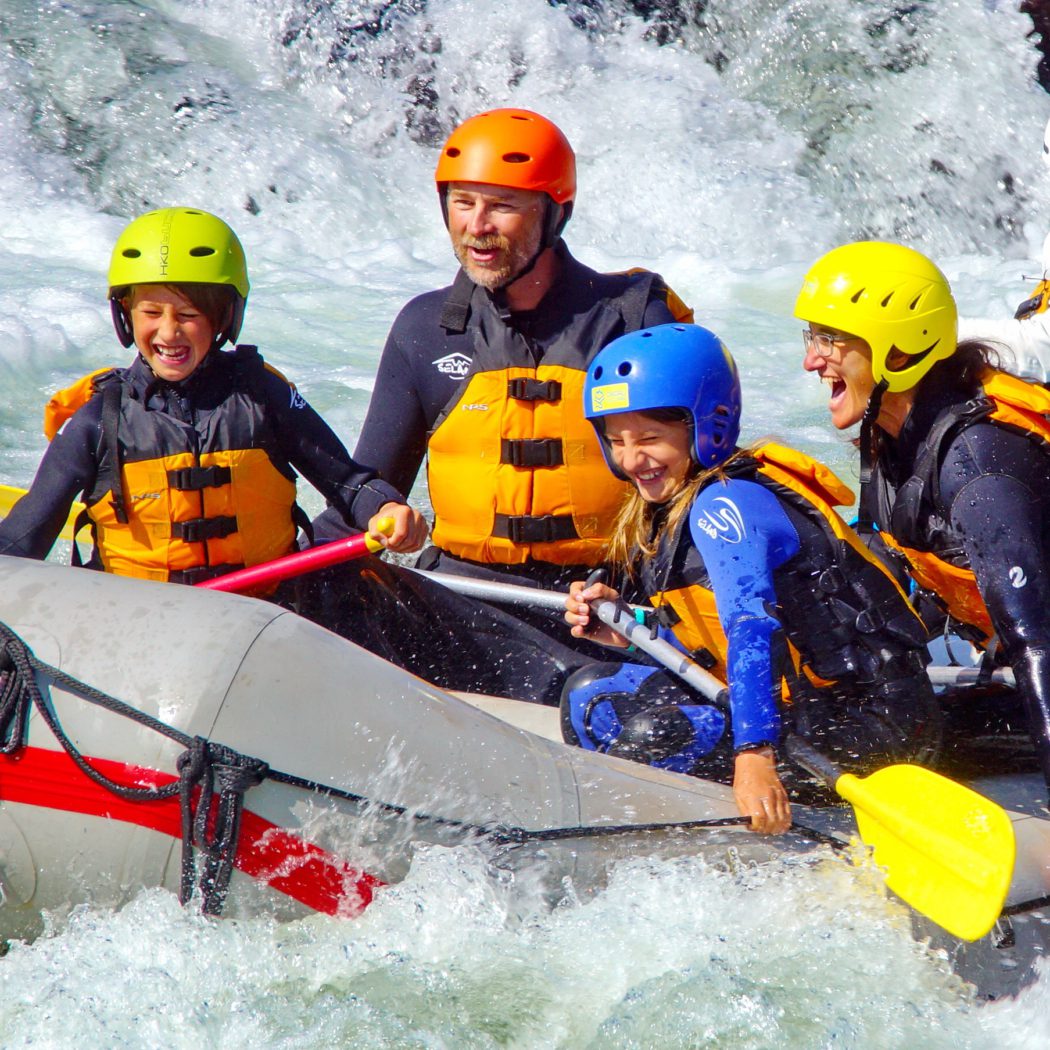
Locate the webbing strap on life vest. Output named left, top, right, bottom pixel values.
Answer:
left=100, top=380, right=129, bottom=524
left=492, top=512, right=579, bottom=544
left=508, top=377, right=562, bottom=401
left=439, top=268, right=476, bottom=334
left=168, top=465, right=233, bottom=491
left=884, top=396, right=992, bottom=548
left=169, top=563, right=245, bottom=586
left=500, top=438, right=564, bottom=468
left=170, top=515, right=238, bottom=543
left=855, top=380, right=888, bottom=533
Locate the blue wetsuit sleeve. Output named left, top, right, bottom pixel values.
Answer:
left=689, top=477, right=801, bottom=749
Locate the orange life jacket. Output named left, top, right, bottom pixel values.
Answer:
left=875, top=368, right=1050, bottom=646
left=46, top=347, right=300, bottom=584
left=427, top=267, right=691, bottom=565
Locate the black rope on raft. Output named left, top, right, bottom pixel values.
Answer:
left=0, top=621, right=270, bottom=914
left=0, top=619, right=847, bottom=917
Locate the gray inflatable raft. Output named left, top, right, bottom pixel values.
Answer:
left=0, top=556, right=1046, bottom=1000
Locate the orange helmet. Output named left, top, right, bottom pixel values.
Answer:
left=435, top=108, right=576, bottom=205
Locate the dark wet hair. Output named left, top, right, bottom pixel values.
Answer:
left=117, top=282, right=236, bottom=334
left=916, top=340, right=1002, bottom=398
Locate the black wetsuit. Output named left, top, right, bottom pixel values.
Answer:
left=872, top=380, right=1050, bottom=790
left=0, top=349, right=403, bottom=560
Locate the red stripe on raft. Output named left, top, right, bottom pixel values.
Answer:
left=0, top=746, right=384, bottom=916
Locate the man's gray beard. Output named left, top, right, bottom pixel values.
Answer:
left=454, top=227, right=543, bottom=291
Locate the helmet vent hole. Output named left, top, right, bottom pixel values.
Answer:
left=445, top=147, right=461, bottom=158
left=850, top=289, right=865, bottom=303
left=121, top=249, right=141, bottom=259
left=189, top=246, right=216, bottom=257
left=881, top=293, right=894, bottom=308
left=502, top=152, right=531, bottom=164
left=616, top=362, right=632, bottom=377
left=909, top=295, right=923, bottom=310
left=593, top=366, right=604, bottom=380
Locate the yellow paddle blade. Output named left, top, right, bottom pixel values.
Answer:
left=836, top=765, right=1015, bottom=942
left=0, top=484, right=85, bottom=543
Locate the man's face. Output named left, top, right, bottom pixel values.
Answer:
left=446, top=182, right=546, bottom=290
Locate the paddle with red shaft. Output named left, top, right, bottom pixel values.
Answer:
left=196, top=517, right=394, bottom=594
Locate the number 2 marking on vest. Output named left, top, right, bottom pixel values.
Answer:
left=1009, top=566, right=1028, bottom=589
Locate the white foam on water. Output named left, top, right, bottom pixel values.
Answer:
left=1, top=0, right=1049, bottom=1040
left=2, top=847, right=1043, bottom=1048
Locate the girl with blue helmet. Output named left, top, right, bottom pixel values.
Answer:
left=563, top=323, right=940, bottom=833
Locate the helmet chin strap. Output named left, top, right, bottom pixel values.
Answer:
left=856, top=378, right=889, bottom=532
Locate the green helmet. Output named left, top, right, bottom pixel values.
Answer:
left=794, top=240, right=958, bottom=394
left=107, top=207, right=249, bottom=348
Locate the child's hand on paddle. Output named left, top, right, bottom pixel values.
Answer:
left=564, top=580, right=630, bottom=648
left=371, top=503, right=429, bottom=554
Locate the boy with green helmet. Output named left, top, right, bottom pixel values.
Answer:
left=0, top=206, right=428, bottom=582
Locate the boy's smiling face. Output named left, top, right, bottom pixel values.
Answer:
left=127, top=284, right=215, bottom=383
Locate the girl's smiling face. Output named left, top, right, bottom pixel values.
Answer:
left=605, top=411, right=693, bottom=504
left=127, top=284, right=215, bottom=383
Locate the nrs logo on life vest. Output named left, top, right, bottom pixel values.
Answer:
left=433, top=352, right=472, bottom=378
left=694, top=497, right=746, bottom=544
left=590, top=383, right=630, bottom=412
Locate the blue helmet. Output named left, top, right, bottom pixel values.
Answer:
left=584, top=323, right=742, bottom=475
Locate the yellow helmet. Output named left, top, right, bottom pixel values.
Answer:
left=794, top=241, right=958, bottom=393
left=107, top=207, right=249, bottom=348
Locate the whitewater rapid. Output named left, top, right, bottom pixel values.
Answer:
left=3, top=0, right=1050, bottom=1044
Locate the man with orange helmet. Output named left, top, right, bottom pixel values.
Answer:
left=317, top=108, right=687, bottom=637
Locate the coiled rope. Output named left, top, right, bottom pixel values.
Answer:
left=0, top=620, right=846, bottom=918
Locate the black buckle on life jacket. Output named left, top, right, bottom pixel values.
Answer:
left=500, top=438, right=564, bottom=468
left=817, top=566, right=846, bottom=594
left=168, top=465, right=233, bottom=491
left=170, top=563, right=244, bottom=585
left=690, top=646, right=718, bottom=670
left=492, top=513, right=578, bottom=544
left=507, top=377, right=562, bottom=402
left=171, top=516, right=238, bottom=543
left=854, top=605, right=886, bottom=634
left=654, top=604, right=680, bottom=629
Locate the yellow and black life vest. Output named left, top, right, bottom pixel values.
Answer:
left=641, top=443, right=926, bottom=694
left=46, top=347, right=300, bottom=584
left=874, top=368, right=1050, bottom=646
left=427, top=267, right=691, bottom=566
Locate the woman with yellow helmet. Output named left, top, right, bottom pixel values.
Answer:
left=795, top=240, right=1050, bottom=800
